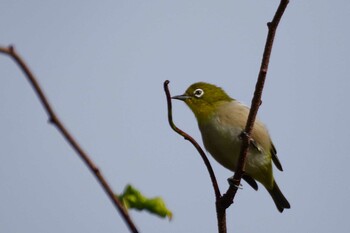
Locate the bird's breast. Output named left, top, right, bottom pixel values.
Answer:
left=199, top=115, right=242, bottom=171
left=198, top=113, right=271, bottom=177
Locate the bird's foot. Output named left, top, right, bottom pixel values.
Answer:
left=227, top=177, right=243, bottom=189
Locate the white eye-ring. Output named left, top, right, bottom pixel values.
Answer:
left=193, top=88, right=204, bottom=98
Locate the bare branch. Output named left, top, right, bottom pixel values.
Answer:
left=220, top=0, right=290, bottom=209
left=163, top=80, right=227, bottom=232
left=164, top=1, right=289, bottom=232
left=0, top=45, right=139, bottom=233
left=163, top=80, right=221, bottom=200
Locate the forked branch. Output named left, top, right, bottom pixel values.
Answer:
left=164, top=0, right=289, bottom=232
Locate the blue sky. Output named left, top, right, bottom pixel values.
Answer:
left=1, top=1, right=350, bottom=232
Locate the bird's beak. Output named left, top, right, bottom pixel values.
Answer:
left=172, top=94, right=191, bottom=101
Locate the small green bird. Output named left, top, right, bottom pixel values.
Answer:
left=172, top=82, right=290, bottom=212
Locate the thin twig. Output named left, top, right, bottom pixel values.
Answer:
left=220, top=0, right=290, bottom=208
left=163, top=80, right=226, bottom=232
left=0, top=45, right=139, bottom=233
left=163, top=80, right=221, bottom=200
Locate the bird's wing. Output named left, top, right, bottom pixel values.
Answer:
left=242, top=174, right=259, bottom=191
left=271, top=143, right=283, bottom=171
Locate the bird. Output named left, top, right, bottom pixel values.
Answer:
left=172, top=82, right=290, bottom=212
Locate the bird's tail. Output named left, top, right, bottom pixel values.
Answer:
left=268, top=180, right=290, bottom=213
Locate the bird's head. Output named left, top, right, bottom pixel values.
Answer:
left=172, top=82, right=233, bottom=121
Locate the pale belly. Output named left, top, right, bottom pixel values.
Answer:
left=199, top=120, right=272, bottom=182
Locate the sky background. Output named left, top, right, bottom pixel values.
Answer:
left=1, top=0, right=350, bottom=232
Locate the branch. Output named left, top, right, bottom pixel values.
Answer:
left=0, top=45, right=139, bottom=233
left=220, top=0, right=290, bottom=208
left=163, top=80, right=221, bottom=200
left=163, top=80, right=226, bottom=232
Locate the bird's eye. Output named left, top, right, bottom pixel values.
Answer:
left=193, top=88, right=204, bottom=98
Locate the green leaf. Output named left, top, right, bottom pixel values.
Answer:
left=117, top=184, right=173, bottom=220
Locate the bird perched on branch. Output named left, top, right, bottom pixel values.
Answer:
left=172, top=82, right=290, bottom=212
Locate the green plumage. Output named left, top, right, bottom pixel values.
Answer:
left=173, top=82, right=290, bottom=212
